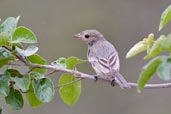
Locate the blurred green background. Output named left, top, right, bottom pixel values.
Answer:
left=0, top=0, right=171, bottom=114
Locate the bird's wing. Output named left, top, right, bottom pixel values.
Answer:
left=96, top=52, right=119, bottom=72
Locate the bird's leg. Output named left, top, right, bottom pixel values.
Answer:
left=111, top=79, right=116, bottom=86
left=93, top=74, right=99, bottom=81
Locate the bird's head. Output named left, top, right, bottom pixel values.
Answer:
left=74, top=29, right=104, bottom=45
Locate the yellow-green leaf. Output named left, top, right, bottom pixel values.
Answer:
left=159, top=5, right=171, bottom=31
left=66, top=56, right=87, bottom=69
left=27, top=54, right=46, bottom=74
left=0, top=32, right=10, bottom=46
left=146, top=33, right=154, bottom=54
left=126, top=40, right=147, bottom=58
left=59, top=74, right=81, bottom=106
left=145, top=35, right=165, bottom=59
left=26, top=83, right=43, bottom=107
left=138, top=56, right=163, bottom=92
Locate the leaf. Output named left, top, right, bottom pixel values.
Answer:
left=15, top=45, right=38, bottom=57
left=0, top=16, right=20, bottom=37
left=30, top=72, right=44, bottom=80
left=146, top=33, right=154, bottom=54
left=11, top=26, right=37, bottom=43
left=59, top=74, right=81, bottom=106
left=58, top=56, right=84, bottom=106
left=157, top=57, right=171, bottom=81
left=126, top=40, right=147, bottom=58
left=5, top=88, right=24, bottom=110
left=0, top=106, right=2, bottom=114
left=161, top=34, right=171, bottom=51
left=138, top=56, right=163, bottom=92
left=0, top=47, right=14, bottom=68
left=51, top=57, right=66, bottom=68
left=6, top=69, right=22, bottom=78
left=159, top=5, right=171, bottom=31
left=26, top=83, right=43, bottom=107
left=66, top=56, right=87, bottom=69
left=27, top=54, right=46, bottom=74
left=32, top=78, right=54, bottom=102
left=12, top=43, right=23, bottom=49
left=0, top=71, right=10, bottom=96
left=14, top=75, right=30, bottom=92
left=144, top=35, right=165, bottom=59
left=0, top=32, right=10, bottom=46
left=126, top=34, right=154, bottom=59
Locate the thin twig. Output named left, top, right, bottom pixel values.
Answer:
left=31, top=64, right=96, bottom=80
left=128, top=82, right=171, bottom=89
left=45, top=70, right=56, bottom=76
left=30, top=64, right=171, bottom=89
left=56, top=78, right=82, bottom=89
left=7, top=63, right=24, bottom=66
left=4, top=46, right=171, bottom=90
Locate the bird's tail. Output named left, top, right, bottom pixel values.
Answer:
left=108, top=71, right=130, bottom=89
left=114, top=72, right=130, bottom=89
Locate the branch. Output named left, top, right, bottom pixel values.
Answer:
left=30, top=63, right=171, bottom=89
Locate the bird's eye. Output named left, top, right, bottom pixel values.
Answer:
left=85, top=34, right=90, bottom=39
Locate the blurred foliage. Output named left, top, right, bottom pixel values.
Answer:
left=127, top=4, right=171, bottom=91
left=0, top=16, right=86, bottom=112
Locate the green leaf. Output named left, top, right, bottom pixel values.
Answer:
left=14, top=75, right=30, bottom=92
left=15, top=45, right=38, bottom=57
left=0, top=71, right=10, bottom=96
left=12, top=43, right=23, bottom=49
left=11, top=26, right=37, bottom=43
left=6, top=69, right=22, bottom=78
left=0, top=16, right=20, bottom=37
left=157, top=57, right=171, bottom=81
left=59, top=74, right=81, bottom=106
left=51, top=57, right=66, bottom=68
left=0, top=47, right=14, bottom=68
left=126, top=33, right=154, bottom=59
left=27, top=54, right=46, bottom=74
left=161, top=34, right=171, bottom=51
left=144, top=35, right=165, bottom=59
left=0, top=106, right=2, bottom=114
left=126, top=41, right=147, bottom=59
left=5, top=88, right=24, bottom=110
left=58, top=56, right=84, bottom=106
left=138, top=56, right=163, bottom=92
left=30, top=72, right=44, bottom=80
left=146, top=33, right=154, bottom=54
left=0, top=32, right=10, bottom=46
left=32, top=78, right=54, bottom=102
left=26, top=83, right=43, bottom=107
left=159, top=5, right=171, bottom=31
left=66, top=56, right=87, bottom=69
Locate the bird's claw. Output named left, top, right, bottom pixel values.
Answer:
left=93, top=75, right=99, bottom=81
left=111, top=79, right=116, bottom=86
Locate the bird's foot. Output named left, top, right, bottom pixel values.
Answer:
left=93, top=75, right=99, bottom=82
left=111, top=79, right=116, bottom=86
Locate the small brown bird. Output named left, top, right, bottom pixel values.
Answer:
left=74, top=29, right=130, bottom=89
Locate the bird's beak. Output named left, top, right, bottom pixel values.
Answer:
left=73, top=33, right=81, bottom=39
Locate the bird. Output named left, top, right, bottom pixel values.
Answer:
left=73, top=29, right=130, bottom=89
